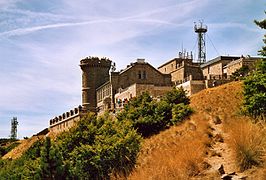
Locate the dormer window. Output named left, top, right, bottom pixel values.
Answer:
left=138, top=70, right=147, bottom=79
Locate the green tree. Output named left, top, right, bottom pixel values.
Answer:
left=163, top=87, right=190, bottom=105
left=231, top=65, right=249, bottom=80
left=38, top=137, right=65, bottom=179
left=242, top=13, right=266, bottom=120
left=243, top=60, right=266, bottom=120
left=57, top=113, right=141, bottom=179
left=117, top=89, right=192, bottom=137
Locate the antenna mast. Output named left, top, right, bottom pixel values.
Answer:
left=194, top=21, right=208, bottom=64
left=10, top=117, right=18, bottom=139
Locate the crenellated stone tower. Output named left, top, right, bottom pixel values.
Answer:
left=80, top=57, right=112, bottom=112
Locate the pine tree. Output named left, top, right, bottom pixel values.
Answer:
left=254, top=11, right=266, bottom=56
left=39, top=137, right=65, bottom=179
left=242, top=13, right=266, bottom=120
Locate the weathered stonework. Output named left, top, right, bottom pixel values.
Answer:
left=80, top=57, right=112, bottom=112
left=96, top=59, right=172, bottom=113
left=48, top=54, right=262, bottom=134
left=226, top=57, right=258, bottom=76
left=114, top=83, right=172, bottom=110
left=158, top=56, right=203, bottom=84
left=201, top=56, right=240, bottom=79
left=49, top=106, right=86, bottom=134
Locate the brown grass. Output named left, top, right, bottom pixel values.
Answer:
left=225, top=119, right=266, bottom=171
left=2, top=135, right=44, bottom=160
left=128, top=114, right=210, bottom=180
left=127, top=81, right=246, bottom=179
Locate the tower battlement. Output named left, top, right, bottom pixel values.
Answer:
left=80, top=56, right=112, bottom=68
left=80, top=56, right=112, bottom=112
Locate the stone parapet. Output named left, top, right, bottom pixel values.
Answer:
left=80, top=56, right=112, bottom=68
left=49, top=105, right=84, bottom=128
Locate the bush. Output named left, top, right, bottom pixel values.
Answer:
left=242, top=60, right=266, bottom=120
left=231, top=65, right=249, bottom=80
left=227, top=119, right=266, bottom=171
left=171, top=103, right=193, bottom=124
left=117, top=88, right=192, bottom=137
left=163, top=87, right=190, bottom=105
left=57, top=113, right=141, bottom=179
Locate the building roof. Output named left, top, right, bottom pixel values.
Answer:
left=119, top=59, right=170, bottom=78
left=158, top=57, right=193, bottom=69
left=200, top=56, right=240, bottom=68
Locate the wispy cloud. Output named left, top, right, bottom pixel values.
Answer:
left=0, top=0, right=264, bottom=138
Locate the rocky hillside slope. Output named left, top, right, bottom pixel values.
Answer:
left=129, top=81, right=266, bottom=179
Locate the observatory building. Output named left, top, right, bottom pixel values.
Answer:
left=48, top=22, right=262, bottom=134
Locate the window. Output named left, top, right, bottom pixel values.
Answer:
left=138, top=70, right=142, bottom=79
left=138, top=70, right=147, bottom=79
left=143, top=71, right=147, bottom=79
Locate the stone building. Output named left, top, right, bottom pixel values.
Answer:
left=158, top=53, right=203, bottom=84
left=201, top=56, right=240, bottom=79
left=49, top=106, right=86, bottom=134
left=49, top=54, right=262, bottom=134
left=225, top=56, right=259, bottom=76
left=80, top=57, right=112, bottom=112
left=96, top=59, right=172, bottom=113
left=50, top=57, right=172, bottom=133
left=158, top=53, right=205, bottom=96
left=50, top=57, right=112, bottom=134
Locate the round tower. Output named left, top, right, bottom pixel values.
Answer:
left=80, top=57, right=112, bottom=112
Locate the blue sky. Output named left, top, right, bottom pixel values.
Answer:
left=0, top=0, right=265, bottom=138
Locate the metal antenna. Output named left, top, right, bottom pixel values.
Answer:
left=194, top=21, right=208, bottom=64
left=10, top=117, right=18, bottom=139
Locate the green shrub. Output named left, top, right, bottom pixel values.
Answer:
left=117, top=88, right=192, bottom=137
left=171, top=103, right=193, bottom=124
left=231, top=65, right=249, bottom=80
left=242, top=60, right=266, bottom=120
left=163, top=87, right=190, bottom=105
left=57, top=113, right=141, bottom=179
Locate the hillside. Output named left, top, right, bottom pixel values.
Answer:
left=2, top=81, right=265, bottom=179
left=2, top=135, right=45, bottom=160
left=129, top=81, right=266, bottom=179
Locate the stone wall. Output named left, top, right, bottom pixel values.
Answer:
left=114, top=83, right=172, bottom=110
left=49, top=106, right=85, bottom=134
left=226, top=58, right=258, bottom=76
left=80, top=57, right=111, bottom=112
left=176, top=76, right=205, bottom=96
left=201, top=56, right=240, bottom=79
left=116, top=62, right=172, bottom=89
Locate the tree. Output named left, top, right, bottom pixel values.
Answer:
left=117, top=89, right=192, bottom=137
left=242, top=13, right=266, bottom=120
left=243, top=60, right=266, bottom=120
left=57, top=113, right=141, bottom=179
left=38, top=137, right=65, bottom=179
left=231, top=65, right=249, bottom=80
left=254, top=11, right=266, bottom=56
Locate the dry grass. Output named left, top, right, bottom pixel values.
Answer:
left=225, top=119, right=266, bottom=172
left=127, top=81, right=245, bottom=179
left=128, top=114, right=210, bottom=180
left=119, top=81, right=266, bottom=179
left=2, top=135, right=45, bottom=160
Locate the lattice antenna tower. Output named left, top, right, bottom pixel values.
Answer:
left=194, top=21, right=208, bottom=64
left=10, top=117, right=18, bottom=139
